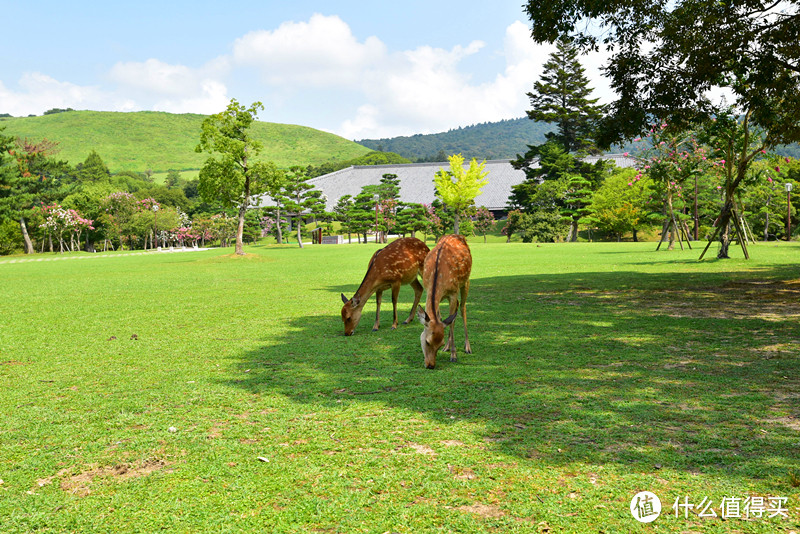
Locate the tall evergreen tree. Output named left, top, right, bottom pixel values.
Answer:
left=526, top=39, right=604, bottom=154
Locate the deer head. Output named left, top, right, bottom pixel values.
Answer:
left=340, top=293, right=362, bottom=336
left=417, top=306, right=457, bottom=369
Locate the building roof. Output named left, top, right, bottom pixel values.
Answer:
left=257, top=154, right=637, bottom=212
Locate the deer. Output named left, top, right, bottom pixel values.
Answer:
left=417, top=234, right=472, bottom=369
left=340, top=237, right=430, bottom=336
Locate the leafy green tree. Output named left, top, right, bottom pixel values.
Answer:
left=526, top=38, right=604, bottom=154
left=0, top=134, right=70, bottom=254
left=275, top=166, right=325, bottom=248
left=195, top=99, right=282, bottom=255
left=165, top=170, right=183, bottom=189
left=561, top=174, right=594, bottom=241
left=333, top=195, right=354, bottom=243
left=589, top=169, right=654, bottom=241
left=350, top=188, right=379, bottom=244
left=524, top=0, right=800, bottom=257
left=395, top=202, right=427, bottom=239
left=433, top=153, right=489, bottom=234
left=77, top=150, right=111, bottom=183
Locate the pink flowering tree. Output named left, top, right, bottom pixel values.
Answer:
left=376, top=198, right=397, bottom=243
left=39, top=205, right=94, bottom=252
left=422, top=203, right=445, bottom=242
left=698, top=112, right=770, bottom=258
left=629, top=123, right=710, bottom=250
left=473, top=207, right=496, bottom=243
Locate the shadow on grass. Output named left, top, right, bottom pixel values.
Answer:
left=226, top=266, right=800, bottom=487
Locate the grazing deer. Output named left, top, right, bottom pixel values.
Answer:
left=340, top=237, right=430, bottom=336
left=417, top=234, right=472, bottom=369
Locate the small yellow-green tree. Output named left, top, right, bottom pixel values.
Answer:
left=434, top=154, right=489, bottom=235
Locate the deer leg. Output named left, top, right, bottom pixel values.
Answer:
left=390, top=281, right=401, bottom=329
left=372, top=290, right=382, bottom=331
left=461, top=280, right=471, bottom=354
left=404, top=279, right=424, bottom=325
left=444, top=296, right=458, bottom=362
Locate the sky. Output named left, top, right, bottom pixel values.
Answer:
left=1, top=1, right=614, bottom=140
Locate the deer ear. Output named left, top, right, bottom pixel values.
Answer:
left=341, top=293, right=349, bottom=304
left=417, top=305, right=430, bottom=325
left=443, top=312, right=458, bottom=325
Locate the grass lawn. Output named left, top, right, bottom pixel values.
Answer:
left=1, top=240, right=799, bottom=532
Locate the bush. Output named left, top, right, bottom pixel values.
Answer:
left=0, top=219, right=23, bottom=255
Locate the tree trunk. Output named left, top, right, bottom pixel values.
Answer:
left=19, top=217, right=34, bottom=254
left=276, top=206, right=283, bottom=244
left=716, top=204, right=733, bottom=259
left=569, top=219, right=579, bottom=242
left=454, top=212, right=461, bottom=235
left=296, top=217, right=303, bottom=249
left=633, top=229, right=638, bottom=242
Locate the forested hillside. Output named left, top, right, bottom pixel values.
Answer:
left=359, top=117, right=800, bottom=161
left=358, top=118, right=556, bottom=161
left=0, top=110, right=371, bottom=173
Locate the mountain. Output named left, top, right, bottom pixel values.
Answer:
left=358, top=118, right=556, bottom=161
left=0, top=110, right=371, bottom=173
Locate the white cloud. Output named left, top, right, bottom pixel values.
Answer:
left=108, top=58, right=230, bottom=114
left=232, top=13, right=385, bottom=87
left=0, top=73, right=121, bottom=116
left=338, top=21, right=556, bottom=139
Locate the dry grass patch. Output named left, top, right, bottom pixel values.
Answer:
left=35, top=459, right=174, bottom=497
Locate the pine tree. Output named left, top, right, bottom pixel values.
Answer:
left=526, top=39, right=604, bottom=154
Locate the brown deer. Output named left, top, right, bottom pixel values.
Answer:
left=417, top=234, right=472, bottom=369
left=340, top=237, right=429, bottom=336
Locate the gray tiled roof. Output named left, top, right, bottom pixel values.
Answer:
left=257, top=154, right=637, bottom=211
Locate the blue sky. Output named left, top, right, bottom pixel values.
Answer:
left=1, top=1, right=612, bottom=139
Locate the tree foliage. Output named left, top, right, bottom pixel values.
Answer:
left=434, top=153, right=489, bottom=234
left=196, top=99, right=282, bottom=254
left=526, top=38, right=604, bottom=154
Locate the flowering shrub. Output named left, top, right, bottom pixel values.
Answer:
left=39, top=205, right=94, bottom=252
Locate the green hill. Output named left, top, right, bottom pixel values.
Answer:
left=0, top=110, right=371, bottom=173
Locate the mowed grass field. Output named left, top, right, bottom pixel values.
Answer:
left=1, top=241, right=799, bottom=533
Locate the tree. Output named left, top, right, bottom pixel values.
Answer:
left=195, top=99, right=282, bottom=255
left=395, top=202, right=428, bottom=239
left=349, top=188, right=379, bottom=244
left=524, top=0, right=800, bottom=258
left=333, top=195, right=354, bottom=243
left=76, top=150, right=111, bottom=183
left=561, top=174, right=594, bottom=241
left=473, top=207, right=496, bottom=242
left=0, top=133, right=68, bottom=254
left=526, top=38, right=604, bottom=154
left=433, top=154, right=489, bottom=234
left=589, top=169, right=654, bottom=241
left=276, top=167, right=324, bottom=248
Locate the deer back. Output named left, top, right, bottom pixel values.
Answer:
left=421, top=234, right=472, bottom=319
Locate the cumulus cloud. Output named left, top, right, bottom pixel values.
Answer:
left=339, top=21, right=556, bottom=139
left=232, top=13, right=385, bottom=86
left=108, top=58, right=231, bottom=114
left=0, top=72, right=127, bottom=116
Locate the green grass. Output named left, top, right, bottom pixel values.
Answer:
left=1, top=241, right=799, bottom=532
left=0, top=111, right=371, bottom=173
